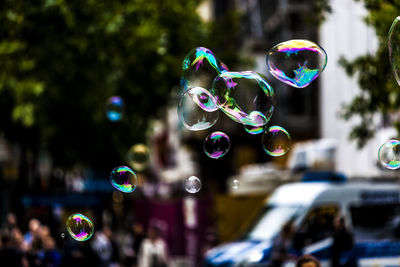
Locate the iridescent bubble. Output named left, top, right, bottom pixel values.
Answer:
left=378, top=139, right=400, bottom=170
left=181, top=47, right=229, bottom=94
left=127, top=144, right=149, bottom=172
left=203, top=131, right=231, bottom=159
left=110, top=166, right=138, bottom=193
left=178, top=87, right=219, bottom=131
left=106, top=96, right=124, bottom=122
left=184, top=176, right=201, bottom=194
left=244, top=123, right=267, bottom=135
left=266, top=40, right=327, bottom=88
left=262, top=126, right=292, bottom=157
left=66, top=213, right=94, bottom=242
left=211, top=71, right=275, bottom=127
left=232, top=179, right=240, bottom=189
left=389, top=17, right=400, bottom=86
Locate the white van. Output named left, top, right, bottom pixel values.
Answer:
left=204, top=176, right=400, bottom=266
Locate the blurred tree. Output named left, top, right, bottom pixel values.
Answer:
left=340, top=0, right=400, bottom=147
left=0, top=0, right=238, bottom=170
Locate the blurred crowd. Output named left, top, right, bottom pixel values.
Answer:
left=0, top=213, right=169, bottom=267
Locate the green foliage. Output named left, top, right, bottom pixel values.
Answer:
left=340, top=0, right=400, bottom=147
left=0, top=0, right=236, bottom=168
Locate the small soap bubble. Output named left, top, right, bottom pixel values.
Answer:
left=211, top=71, right=275, bottom=127
left=378, top=139, right=400, bottom=170
left=178, top=87, right=219, bottom=131
left=106, top=96, right=124, bottom=122
left=61, top=233, right=65, bottom=239
left=203, top=131, right=231, bottom=159
left=266, top=39, right=327, bottom=88
left=66, top=213, right=94, bottom=241
left=127, top=144, right=149, bottom=172
left=181, top=47, right=229, bottom=94
left=232, top=179, right=240, bottom=189
left=110, top=166, right=138, bottom=193
left=389, top=17, right=400, bottom=86
left=262, top=126, right=292, bottom=157
left=184, top=176, right=201, bottom=193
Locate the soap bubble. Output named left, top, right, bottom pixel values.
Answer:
left=211, top=71, right=275, bottom=127
left=181, top=47, right=229, bottom=94
left=178, top=87, right=219, bottom=131
left=66, top=213, right=94, bottom=241
left=389, top=17, right=400, bottom=86
left=378, top=139, right=400, bottom=170
left=244, top=123, right=267, bottom=135
left=203, top=131, right=231, bottom=159
left=266, top=39, right=327, bottom=88
left=232, top=179, right=240, bottom=189
left=110, top=166, right=138, bottom=193
left=106, top=96, right=124, bottom=122
left=184, top=176, right=201, bottom=193
left=127, top=144, right=149, bottom=172
left=61, top=233, right=65, bottom=239
left=262, top=126, right=292, bottom=157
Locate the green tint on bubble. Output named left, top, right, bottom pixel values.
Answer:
left=389, top=17, right=400, bottom=86
left=66, top=213, right=94, bottom=241
left=178, top=87, right=219, bottom=131
left=378, top=139, right=400, bottom=170
left=267, top=40, right=327, bottom=88
left=262, top=126, right=292, bottom=157
left=127, top=144, right=149, bottom=172
left=244, top=123, right=267, bottom=135
left=211, top=71, right=275, bottom=127
left=181, top=47, right=229, bottom=94
left=184, top=176, right=201, bottom=194
left=203, top=131, right=231, bottom=159
left=110, top=166, right=138, bottom=193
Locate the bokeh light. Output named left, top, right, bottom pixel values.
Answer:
left=127, top=144, right=150, bottom=172
left=105, top=96, right=124, bottom=122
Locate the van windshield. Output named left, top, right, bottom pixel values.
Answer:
left=243, top=205, right=302, bottom=241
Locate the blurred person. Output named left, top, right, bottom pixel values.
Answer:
left=138, top=226, right=168, bottom=267
left=331, top=215, right=355, bottom=267
left=3, top=212, right=18, bottom=235
left=123, top=222, right=145, bottom=267
left=295, top=255, right=321, bottom=267
left=61, top=238, right=101, bottom=267
left=24, top=218, right=41, bottom=250
left=91, top=226, right=119, bottom=267
left=0, top=234, right=28, bottom=267
left=269, top=220, right=296, bottom=267
left=42, top=236, right=62, bottom=267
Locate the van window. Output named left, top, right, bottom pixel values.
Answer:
left=350, top=204, right=400, bottom=241
left=243, top=205, right=302, bottom=241
left=297, top=205, right=339, bottom=244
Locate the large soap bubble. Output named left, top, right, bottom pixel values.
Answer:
left=378, top=139, right=400, bottom=170
left=266, top=39, right=327, bottom=88
left=181, top=47, right=229, bottom=94
left=178, top=87, right=219, bottom=131
left=389, top=17, right=400, bottom=86
left=211, top=71, right=275, bottom=127
left=66, top=213, right=94, bottom=241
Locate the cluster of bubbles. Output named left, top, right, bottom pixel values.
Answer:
left=178, top=42, right=326, bottom=192
left=377, top=17, right=400, bottom=170
left=66, top=213, right=95, bottom=241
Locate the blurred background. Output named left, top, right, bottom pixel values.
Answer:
left=0, top=0, right=399, bottom=266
